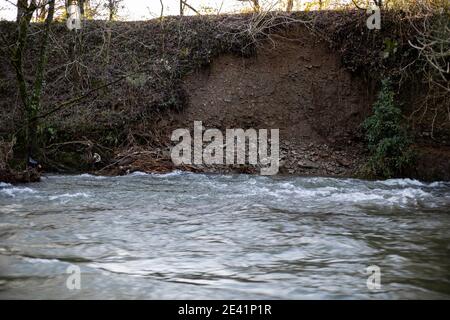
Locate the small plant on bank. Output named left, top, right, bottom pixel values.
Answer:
left=362, top=79, right=414, bottom=179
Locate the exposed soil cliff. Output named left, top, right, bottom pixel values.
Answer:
left=169, top=28, right=371, bottom=176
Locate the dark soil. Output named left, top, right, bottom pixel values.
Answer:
left=0, top=169, right=40, bottom=183
left=168, top=27, right=371, bottom=176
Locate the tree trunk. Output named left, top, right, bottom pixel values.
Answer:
left=109, top=1, right=114, bottom=21
left=252, top=0, right=260, bottom=13
left=78, top=0, right=85, bottom=15
left=286, top=0, right=293, bottom=12
left=13, top=0, right=35, bottom=109
left=11, top=0, right=55, bottom=166
left=27, top=0, right=55, bottom=161
left=16, top=0, right=28, bottom=23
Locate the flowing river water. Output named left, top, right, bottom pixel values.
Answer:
left=0, top=172, right=449, bottom=299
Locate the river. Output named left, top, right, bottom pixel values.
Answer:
left=0, top=172, right=449, bottom=299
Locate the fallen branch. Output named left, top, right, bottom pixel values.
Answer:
left=31, top=73, right=129, bottom=121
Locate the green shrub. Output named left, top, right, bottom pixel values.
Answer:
left=363, top=79, right=414, bottom=178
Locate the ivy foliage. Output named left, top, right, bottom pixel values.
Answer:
left=363, top=79, right=414, bottom=178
